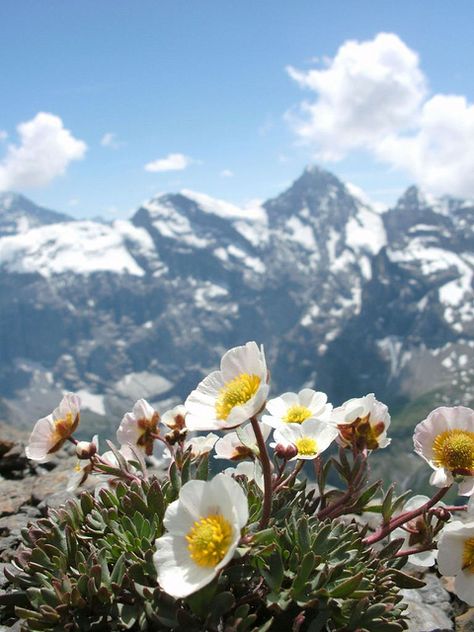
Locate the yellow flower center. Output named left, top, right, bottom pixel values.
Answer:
left=215, top=374, right=261, bottom=420
left=186, top=514, right=233, bottom=567
left=295, top=437, right=317, bottom=456
left=284, top=405, right=312, bottom=424
left=463, top=537, right=474, bottom=573
left=432, top=429, right=474, bottom=472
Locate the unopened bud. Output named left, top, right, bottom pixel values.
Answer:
left=431, top=506, right=451, bottom=522
left=75, top=441, right=97, bottom=460
left=274, top=443, right=298, bottom=460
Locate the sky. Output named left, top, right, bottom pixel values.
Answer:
left=1, top=0, right=474, bottom=219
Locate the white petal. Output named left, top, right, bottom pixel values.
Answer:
left=459, top=476, right=474, bottom=497
left=173, top=479, right=209, bottom=521
left=154, top=534, right=216, bottom=598
left=220, top=341, right=266, bottom=383
left=265, top=394, right=293, bottom=418
left=116, top=412, right=142, bottom=446
left=55, top=392, right=81, bottom=419
left=25, top=415, right=57, bottom=462
left=208, top=473, right=249, bottom=529
left=133, top=398, right=155, bottom=420
left=299, top=389, right=327, bottom=413
left=429, top=467, right=450, bottom=488
left=437, top=521, right=468, bottom=575
left=410, top=549, right=437, bottom=567
left=163, top=498, right=197, bottom=536
left=455, top=571, right=474, bottom=606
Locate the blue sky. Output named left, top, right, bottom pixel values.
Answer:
left=1, top=0, right=474, bottom=218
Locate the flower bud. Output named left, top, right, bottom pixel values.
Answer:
left=274, top=443, right=298, bottom=460
left=75, top=440, right=97, bottom=460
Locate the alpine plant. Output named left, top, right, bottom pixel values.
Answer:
left=4, top=341, right=474, bottom=631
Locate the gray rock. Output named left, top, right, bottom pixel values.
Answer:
left=402, top=573, right=454, bottom=631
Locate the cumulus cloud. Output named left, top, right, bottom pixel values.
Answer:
left=376, top=95, right=474, bottom=197
left=0, top=112, right=86, bottom=191
left=144, top=153, right=192, bottom=172
left=287, top=33, right=426, bottom=160
left=287, top=33, right=474, bottom=197
left=0, top=130, right=7, bottom=142
left=101, top=132, right=122, bottom=149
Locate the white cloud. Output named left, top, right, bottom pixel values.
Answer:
left=220, top=169, right=234, bottom=178
left=287, top=33, right=474, bottom=197
left=145, top=153, right=192, bottom=173
left=101, top=132, right=122, bottom=149
left=287, top=33, right=426, bottom=160
left=376, top=95, right=474, bottom=197
left=0, top=130, right=7, bottom=142
left=68, top=197, right=79, bottom=207
left=0, top=112, right=86, bottom=191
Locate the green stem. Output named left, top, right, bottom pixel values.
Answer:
left=250, top=415, right=272, bottom=529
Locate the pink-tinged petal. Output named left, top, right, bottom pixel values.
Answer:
left=132, top=398, right=155, bottom=420
left=55, top=392, right=81, bottom=419
left=25, top=415, right=57, bottom=462
left=116, top=412, right=142, bottom=446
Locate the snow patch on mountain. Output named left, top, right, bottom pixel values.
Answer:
left=0, top=221, right=146, bottom=277
left=181, top=189, right=267, bottom=223
left=143, top=197, right=209, bottom=249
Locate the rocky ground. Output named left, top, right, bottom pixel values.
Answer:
left=0, top=424, right=472, bottom=631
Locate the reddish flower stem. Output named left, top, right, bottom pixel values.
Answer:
left=393, top=544, right=435, bottom=558
left=250, top=415, right=272, bottom=529
left=363, top=486, right=451, bottom=546
left=273, top=460, right=304, bottom=493
left=316, top=454, right=368, bottom=520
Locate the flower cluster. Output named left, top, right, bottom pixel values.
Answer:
left=18, top=339, right=474, bottom=628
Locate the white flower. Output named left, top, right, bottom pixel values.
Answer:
left=184, top=433, right=219, bottom=458
left=271, top=419, right=338, bottom=460
left=224, top=460, right=264, bottom=491
left=391, top=494, right=443, bottom=567
left=161, top=405, right=187, bottom=431
left=438, top=519, right=474, bottom=605
left=116, top=399, right=159, bottom=456
left=262, top=389, right=332, bottom=429
left=332, top=393, right=391, bottom=450
left=67, top=435, right=99, bottom=491
left=413, top=406, right=474, bottom=496
left=25, top=393, right=81, bottom=462
left=214, top=422, right=271, bottom=461
left=185, top=342, right=269, bottom=431
left=154, top=473, right=248, bottom=598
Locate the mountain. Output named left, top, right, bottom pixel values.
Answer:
left=0, top=192, right=72, bottom=237
left=0, top=167, right=473, bottom=486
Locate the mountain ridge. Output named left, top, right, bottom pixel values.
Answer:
left=0, top=167, right=473, bottom=447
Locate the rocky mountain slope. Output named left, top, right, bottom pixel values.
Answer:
left=0, top=167, right=472, bottom=448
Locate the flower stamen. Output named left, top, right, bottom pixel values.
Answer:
left=186, top=514, right=233, bottom=567
left=295, top=436, right=317, bottom=457
left=215, top=374, right=261, bottom=420
left=463, top=537, right=474, bottom=572
left=432, top=429, right=474, bottom=473
left=284, top=405, right=312, bottom=424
